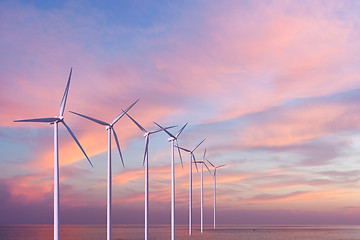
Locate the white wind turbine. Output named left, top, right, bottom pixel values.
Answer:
left=153, top=122, right=187, bottom=240
left=194, top=149, right=211, bottom=233
left=69, top=99, right=138, bottom=240
left=122, top=111, right=175, bottom=240
left=206, top=159, right=225, bottom=229
left=177, top=139, right=205, bottom=236
left=14, top=68, right=93, bottom=240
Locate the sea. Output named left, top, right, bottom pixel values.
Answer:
left=0, top=225, right=360, bottom=240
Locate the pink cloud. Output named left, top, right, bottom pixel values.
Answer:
left=2, top=173, right=52, bottom=204
left=147, top=1, right=360, bottom=124
left=240, top=99, right=360, bottom=148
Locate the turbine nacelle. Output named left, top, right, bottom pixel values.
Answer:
left=49, top=116, right=63, bottom=124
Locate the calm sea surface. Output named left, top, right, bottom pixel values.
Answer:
left=0, top=225, right=360, bottom=240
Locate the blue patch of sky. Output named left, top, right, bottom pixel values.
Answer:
left=319, top=131, right=360, bottom=172
left=284, top=87, right=360, bottom=107
left=234, top=86, right=360, bottom=126
left=12, top=0, right=198, bottom=61
left=323, top=87, right=360, bottom=104
left=0, top=127, right=51, bottom=177
left=325, top=1, right=360, bottom=23
left=175, top=97, right=223, bottom=125
left=0, top=127, right=47, bottom=160
left=84, top=1, right=202, bottom=56
left=16, top=0, right=67, bottom=10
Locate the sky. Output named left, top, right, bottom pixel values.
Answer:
left=1, top=0, right=360, bottom=225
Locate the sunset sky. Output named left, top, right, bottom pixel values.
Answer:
left=1, top=0, right=360, bottom=225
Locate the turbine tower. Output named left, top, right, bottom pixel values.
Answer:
left=206, top=159, right=225, bottom=229
left=69, top=99, right=138, bottom=240
left=14, top=68, right=93, bottom=240
left=153, top=122, right=187, bottom=240
left=177, top=139, right=205, bottom=235
left=194, top=149, right=211, bottom=233
left=122, top=111, right=175, bottom=240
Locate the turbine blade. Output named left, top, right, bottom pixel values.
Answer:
left=69, top=111, right=109, bottom=126
left=112, top=128, right=124, bottom=167
left=175, top=122, right=188, bottom=138
left=206, top=159, right=215, bottom=168
left=62, top=120, right=93, bottom=167
left=176, top=146, right=191, bottom=152
left=176, top=140, right=183, bottom=168
left=192, top=139, right=205, bottom=152
left=14, top=117, right=58, bottom=123
left=192, top=153, right=198, bottom=172
left=203, top=149, right=207, bottom=161
left=203, top=162, right=212, bottom=174
left=123, top=111, right=147, bottom=133
left=153, top=122, right=176, bottom=139
left=149, top=125, right=177, bottom=134
left=216, top=164, right=226, bottom=169
left=143, top=135, right=149, bottom=166
left=112, top=99, right=139, bottom=126
left=59, top=68, right=72, bottom=117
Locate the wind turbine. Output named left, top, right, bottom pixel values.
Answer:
left=194, top=149, right=211, bottom=233
left=153, top=122, right=187, bottom=240
left=122, top=111, right=175, bottom=240
left=206, top=159, right=225, bottom=229
left=177, top=139, right=205, bottom=236
left=14, top=68, right=93, bottom=240
left=69, top=99, right=138, bottom=240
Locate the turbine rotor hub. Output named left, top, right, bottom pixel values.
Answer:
left=55, top=116, right=63, bottom=122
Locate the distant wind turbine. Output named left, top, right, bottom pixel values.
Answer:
left=206, top=159, right=225, bottom=229
left=122, top=111, right=175, bottom=240
left=14, top=68, right=93, bottom=240
left=153, top=122, right=187, bottom=240
left=194, top=149, right=211, bottom=233
left=177, top=139, right=205, bottom=236
left=69, top=99, right=138, bottom=240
